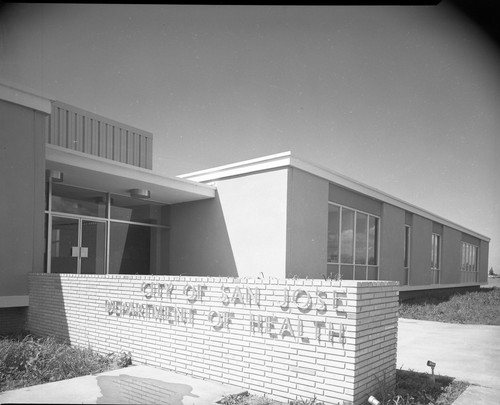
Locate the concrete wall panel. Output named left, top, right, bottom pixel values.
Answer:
left=379, top=204, right=405, bottom=283
left=329, top=184, right=382, bottom=216
left=441, top=226, right=462, bottom=284
left=169, top=196, right=238, bottom=277
left=170, top=169, right=288, bottom=279
left=479, top=240, right=489, bottom=283
left=409, top=215, right=432, bottom=286
left=286, top=168, right=329, bottom=279
left=0, top=100, right=46, bottom=297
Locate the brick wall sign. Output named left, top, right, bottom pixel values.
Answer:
left=28, top=274, right=398, bottom=405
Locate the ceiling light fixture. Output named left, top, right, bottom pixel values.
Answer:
left=129, top=188, right=151, bottom=199
left=46, top=170, right=64, bottom=183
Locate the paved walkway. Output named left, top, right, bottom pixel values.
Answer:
left=0, top=365, right=246, bottom=404
left=397, top=318, right=500, bottom=405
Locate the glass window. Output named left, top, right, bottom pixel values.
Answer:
left=461, top=242, right=478, bottom=282
left=327, top=205, right=340, bottom=263
left=46, top=183, right=169, bottom=275
left=50, top=216, right=78, bottom=274
left=327, top=203, right=379, bottom=280
left=80, top=220, right=107, bottom=275
left=51, top=183, right=107, bottom=218
left=109, top=223, right=168, bottom=275
left=431, top=233, right=441, bottom=284
left=110, top=194, right=166, bottom=224
left=431, top=233, right=441, bottom=270
left=403, top=226, right=411, bottom=285
left=327, top=263, right=340, bottom=280
left=368, top=216, right=378, bottom=265
left=341, top=208, right=354, bottom=264
left=355, top=213, right=368, bottom=265
left=367, top=267, right=378, bottom=280
left=403, top=226, right=410, bottom=269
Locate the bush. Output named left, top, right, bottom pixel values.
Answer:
left=373, top=370, right=468, bottom=405
left=0, top=333, right=131, bottom=392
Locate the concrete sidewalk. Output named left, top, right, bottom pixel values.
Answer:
left=0, top=365, right=246, bottom=404
left=397, top=318, right=500, bottom=405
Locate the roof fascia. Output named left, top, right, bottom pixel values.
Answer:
left=179, top=152, right=490, bottom=242
left=0, top=83, right=51, bottom=114
left=46, top=145, right=215, bottom=203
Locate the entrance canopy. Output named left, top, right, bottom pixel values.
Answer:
left=46, top=144, right=215, bottom=205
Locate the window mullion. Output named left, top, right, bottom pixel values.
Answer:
left=353, top=212, right=357, bottom=279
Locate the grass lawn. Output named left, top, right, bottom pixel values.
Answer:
left=218, top=369, right=469, bottom=405
left=399, top=286, right=500, bottom=325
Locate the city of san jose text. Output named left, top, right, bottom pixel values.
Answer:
left=104, top=282, right=347, bottom=344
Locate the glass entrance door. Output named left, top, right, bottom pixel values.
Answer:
left=50, top=216, right=106, bottom=274
left=81, top=220, right=107, bottom=274
left=51, top=216, right=79, bottom=274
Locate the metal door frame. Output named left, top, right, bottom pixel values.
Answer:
left=47, top=213, right=107, bottom=274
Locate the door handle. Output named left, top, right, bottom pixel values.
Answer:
left=71, top=247, right=88, bottom=258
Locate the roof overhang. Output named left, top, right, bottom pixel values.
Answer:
left=179, top=151, right=490, bottom=242
left=0, top=82, right=51, bottom=114
left=46, top=145, right=215, bottom=204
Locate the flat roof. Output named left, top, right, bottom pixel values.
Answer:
left=47, top=145, right=215, bottom=205
left=179, top=151, right=490, bottom=242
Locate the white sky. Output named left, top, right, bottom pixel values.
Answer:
left=1, top=3, right=499, bottom=271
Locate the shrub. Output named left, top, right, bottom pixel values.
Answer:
left=0, top=333, right=131, bottom=392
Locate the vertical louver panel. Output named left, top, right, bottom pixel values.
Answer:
left=48, top=101, right=153, bottom=169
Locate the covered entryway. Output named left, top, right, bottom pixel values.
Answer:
left=44, top=144, right=216, bottom=275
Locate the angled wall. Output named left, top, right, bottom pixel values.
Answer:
left=170, top=169, right=289, bottom=279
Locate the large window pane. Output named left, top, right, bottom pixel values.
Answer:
left=403, top=226, right=410, bottom=268
left=340, top=265, right=354, bottom=280
left=367, top=267, right=378, bottom=280
left=355, top=266, right=367, bottom=280
left=327, top=202, right=379, bottom=280
left=50, top=216, right=78, bottom=274
left=109, top=223, right=149, bottom=274
left=355, top=213, right=368, bottom=265
left=327, top=263, right=340, bottom=280
left=368, top=217, right=378, bottom=265
left=461, top=242, right=478, bottom=281
left=111, top=194, right=166, bottom=224
left=81, top=220, right=106, bottom=275
left=471, top=247, right=476, bottom=272
left=109, top=223, right=168, bottom=275
left=327, top=205, right=340, bottom=263
left=51, top=184, right=107, bottom=217
left=341, top=208, right=354, bottom=263
left=431, top=234, right=440, bottom=269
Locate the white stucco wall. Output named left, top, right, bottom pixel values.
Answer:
left=216, top=168, right=288, bottom=279
left=170, top=168, right=288, bottom=279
